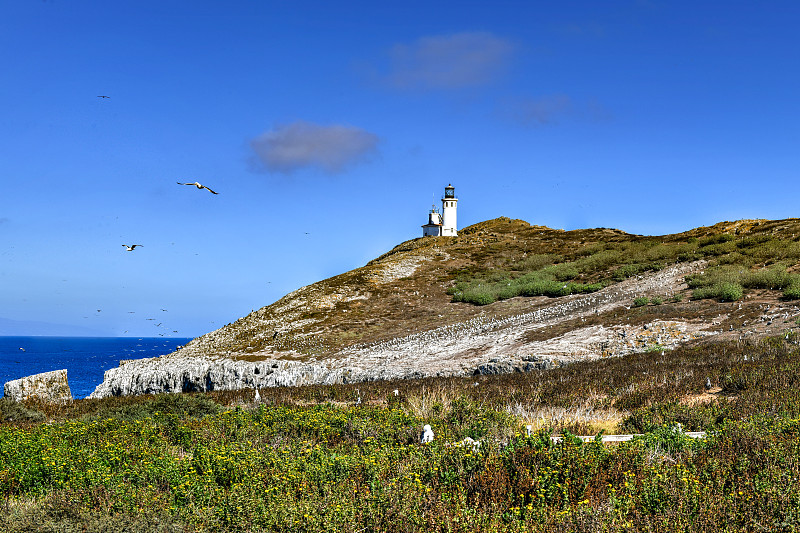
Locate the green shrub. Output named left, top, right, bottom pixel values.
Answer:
left=633, top=297, right=649, bottom=307
left=573, top=249, right=626, bottom=272
left=701, top=241, right=738, bottom=256
left=452, top=285, right=497, bottom=305
left=542, top=263, right=579, bottom=282
left=699, top=233, right=735, bottom=247
left=693, top=281, right=743, bottom=301
left=718, top=281, right=744, bottom=301
left=450, top=265, right=602, bottom=305
left=650, top=296, right=663, bottom=305
left=740, top=266, right=797, bottom=290
left=784, top=283, right=800, bottom=300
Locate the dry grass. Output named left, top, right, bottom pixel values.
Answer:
left=505, top=395, right=624, bottom=436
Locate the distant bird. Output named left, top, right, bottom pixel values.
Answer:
left=254, top=389, right=261, bottom=403
left=392, top=389, right=399, bottom=396
left=122, top=244, right=142, bottom=251
left=177, top=181, right=218, bottom=194
left=18, top=347, right=25, bottom=352
left=355, top=389, right=361, bottom=405
left=421, top=424, right=434, bottom=444
left=705, top=377, right=713, bottom=390
left=97, top=95, right=110, bottom=98
left=526, top=424, right=533, bottom=437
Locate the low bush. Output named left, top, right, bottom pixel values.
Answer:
left=450, top=268, right=602, bottom=305
left=692, top=281, right=744, bottom=301
left=740, top=265, right=798, bottom=290
left=699, top=233, right=735, bottom=247
left=784, top=282, right=800, bottom=300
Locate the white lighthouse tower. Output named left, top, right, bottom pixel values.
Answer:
left=441, top=184, right=458, bottom=236
left=421, top=184, right=458, bottom=237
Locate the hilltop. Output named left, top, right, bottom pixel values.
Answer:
left=90, top=217, right=800, bottom=397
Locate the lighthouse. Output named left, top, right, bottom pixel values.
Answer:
left=441, top=184, right=458, bottom=236
left=421, top=184, right=458, bottom=237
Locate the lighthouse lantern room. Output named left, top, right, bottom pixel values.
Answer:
left=422, top=184, right=458, bottom=237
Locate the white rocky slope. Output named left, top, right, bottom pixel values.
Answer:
left=89, top=262, right=713, bottom=398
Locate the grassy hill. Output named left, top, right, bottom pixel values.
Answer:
left=176, top=217, right=800, bottom=364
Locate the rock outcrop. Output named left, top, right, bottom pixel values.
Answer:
left=4, top=369, right=72, bottom=403
left=88, top=355, right=428, bottom=398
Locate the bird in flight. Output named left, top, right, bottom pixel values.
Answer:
left=177, top=181, right=218, bottom=194
left=122, top=244, right=142, bottom=251
left=97, top=95, right=110, bottom=98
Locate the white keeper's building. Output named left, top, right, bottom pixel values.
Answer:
left=422, top=184, right=458, bottom=237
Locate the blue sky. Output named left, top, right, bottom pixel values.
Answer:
left=1, top=1, right=798, bottom=337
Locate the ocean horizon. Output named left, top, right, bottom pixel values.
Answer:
left=0, top=336, right=193, bottom=399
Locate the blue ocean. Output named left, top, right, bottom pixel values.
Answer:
left=0, top=336, right=193, bottom=399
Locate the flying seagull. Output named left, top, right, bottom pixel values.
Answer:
left=122, top=244, right=142, bottom=251
left=97, top=95, right=110, bottom=98
left=177, top=181, right=218, bottom=194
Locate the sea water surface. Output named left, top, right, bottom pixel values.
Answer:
left=0, top=336, right=193, bottom=399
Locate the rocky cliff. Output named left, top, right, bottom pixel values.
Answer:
left=4, top=369, right=73, bottom=403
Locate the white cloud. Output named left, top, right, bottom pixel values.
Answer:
left=250, top=121, right=380, bottom=174
left=384, top=32, right=514, bottom=90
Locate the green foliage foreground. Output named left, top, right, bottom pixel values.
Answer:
left=3, top=337, right=800, bottom=531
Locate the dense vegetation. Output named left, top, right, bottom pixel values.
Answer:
left=448, top=229, right=800, bottom=306
left=2, top=334, right=800, bottom=531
